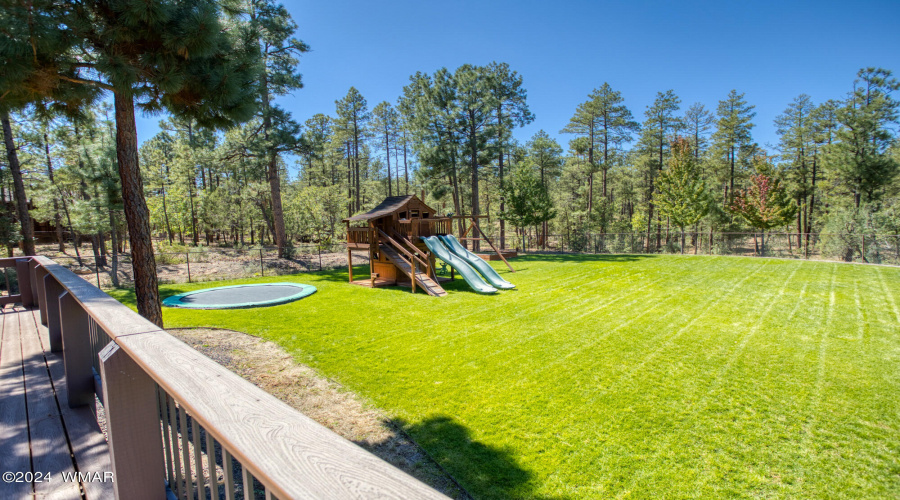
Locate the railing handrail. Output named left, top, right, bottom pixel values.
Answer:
left=32, top=256, right=446, bottom=499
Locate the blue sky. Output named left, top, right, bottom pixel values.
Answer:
left=136, top=0, right=900, bottom=166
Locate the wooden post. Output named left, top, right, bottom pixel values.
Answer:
left=98, top=341, right=167, bottom=500
left=59, top=291, right=94, bottom=408
left=369, top=224, right=376, bottom=286
left=16, top=258, right=33, bottom=307
left=43, top=274, right=65, bottom=352
left=472, top=218, right=514, bottom=273
left=34, top=265, right=49, bottom=325
left=346, top=222, right=353, bottom=283
left=31, top=261, right=41, bottom=307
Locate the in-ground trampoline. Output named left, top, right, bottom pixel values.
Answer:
left=162, top=283, right=317, bottom=309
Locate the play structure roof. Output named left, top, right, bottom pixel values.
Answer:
left=343, top=195, right=438, bottom=222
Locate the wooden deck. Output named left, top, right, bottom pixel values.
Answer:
left=0, top=305, right=112, bottom=500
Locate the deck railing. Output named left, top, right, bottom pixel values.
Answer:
left=397, top=218, right=451, bottom=239
left=347, top=226, right=371, bottom=246
left=18, top=255, right=445, bottom=500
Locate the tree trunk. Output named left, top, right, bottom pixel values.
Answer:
left=267, top=151, right=287, bottom=257
left=114, top=91, right=162, bottom=327
left=260, top=84, right=287, bottom=258
left=469, top=114, right=480, bottom=252
left=384, top=128, right=392, bottom=197
left=42, top=132, right=65, bottom=252
left=805, top=154, right=818, bottom=258
left=497, top=106, right=506, bottom=250
left=403, top=130, right=409, bottom=195
left=1, top=109, right=35, bottom=255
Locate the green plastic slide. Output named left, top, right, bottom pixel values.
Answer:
left=421, top=236, right=497, bottom=294
left=437, top=235, right=516, bottom=290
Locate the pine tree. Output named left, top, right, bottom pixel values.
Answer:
left=335, top=88, right=371, bottom=213
left=524, top=130, right=563, bottom=247
left=683, top=103, right=714, bottom=160
left=486, top=62, right=533, bottom=249
left=370, top=102, right=401, bottom=197
left=0, top=0, right=260, bottom=326
left=828, top=67, right=899, bottom=208
left=655, top=138, right=710, bottom=253
left=775, top=94, right=816, bottom=245
left=244, top=0, right=309, bottom=258
left=639, top=90, right=681, bottom=251
left=455, top=64, right=496, bottom=251
left=712, top=90, right=756, bottom=206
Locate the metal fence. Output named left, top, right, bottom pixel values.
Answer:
left=41, top=241, right=351, bottom=290
left=29, top=230, right=899, bottom=291
left=509, top=231, right=900, bottom=266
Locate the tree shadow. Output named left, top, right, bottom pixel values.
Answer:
left=373, top=415, right=568, bottom=500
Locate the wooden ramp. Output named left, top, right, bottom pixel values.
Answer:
left=379, top=244, right=448, bottom=297
left=0, top=306, right=112, bottom=500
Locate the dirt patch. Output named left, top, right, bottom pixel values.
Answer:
left=168, top=327, right=469, bottom=499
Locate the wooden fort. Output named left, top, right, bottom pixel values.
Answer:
left=344, top=195, right=451, bottom=296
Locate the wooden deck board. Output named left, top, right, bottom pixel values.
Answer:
left=0, top=308, right=34, bottom=499
left=30, top=309, right=114, bottom=500
left=19, top=308, right=83, bottom=499
left=0, top=307, right=113, bottom=500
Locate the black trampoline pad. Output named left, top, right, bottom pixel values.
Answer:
left=180, top=285, right=304, bottom=305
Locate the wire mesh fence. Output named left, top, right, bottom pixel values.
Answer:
left=508, top=231, right=900, bottom=266
left=36, top=240, right=352, bottom=290
left=22, top=229, right=899, bottom=291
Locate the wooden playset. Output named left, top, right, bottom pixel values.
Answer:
left=343, top=195, right=514, bottom=296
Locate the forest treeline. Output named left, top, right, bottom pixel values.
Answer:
left=1, top=0, right=898, bottom=324
left=6, top=65, right=897, bottom=258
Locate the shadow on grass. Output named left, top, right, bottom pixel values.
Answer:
left=386, top=415, right=567, bottom=500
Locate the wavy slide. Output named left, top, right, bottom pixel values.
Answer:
left=420, top=236, right=497, bottom=294
left=438, top=235, right=516, bottom=290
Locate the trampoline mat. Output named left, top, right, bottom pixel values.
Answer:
left=163, top=283, right=316, bottom=309
left=181, top=285, right=302, bottom=305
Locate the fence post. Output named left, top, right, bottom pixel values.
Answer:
left=59, top=291, right=94, bottom=407
left=98, top=341, right=167, bottom=500
left=260, top=248, right=265, bottom=276
left=34, top=264, right=49, bottom=325
left=16, top=258, right=33, bottom=307
left=861, top=234, right=867, bottom=263
left=43, top=274, right=65, bottom=352
left=186, top=252, right=191, bottom=283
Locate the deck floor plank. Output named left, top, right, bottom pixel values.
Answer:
left=30, top=309, right=114, bottom=500
left=19, top=309, right=83, bottom=499
left=0, top=308, right=34, bottom=499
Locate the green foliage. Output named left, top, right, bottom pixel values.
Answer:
left=826, top=67, right=899, bottom=206
left=500, top=165, right=556, bottom=229
left=729, top=156, right=798, bottom=232
left=655, top=138, right=710, bottom=231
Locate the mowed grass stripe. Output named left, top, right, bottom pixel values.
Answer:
left=129, top=255, right=900, bottom=499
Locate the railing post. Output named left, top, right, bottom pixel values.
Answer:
left=30, top=261, right=41, bottom=307
left=59, top=291, right=94, bottom=407
left=99, top=341, right=166, bottom=500
left=16, top=258, right=33, bottom=307
left=34, top=264, right=49, bottom=325
left=43, top=274, right=65, bottom=352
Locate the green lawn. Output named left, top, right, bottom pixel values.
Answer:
left=111, top=255, right=900, bottom=499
